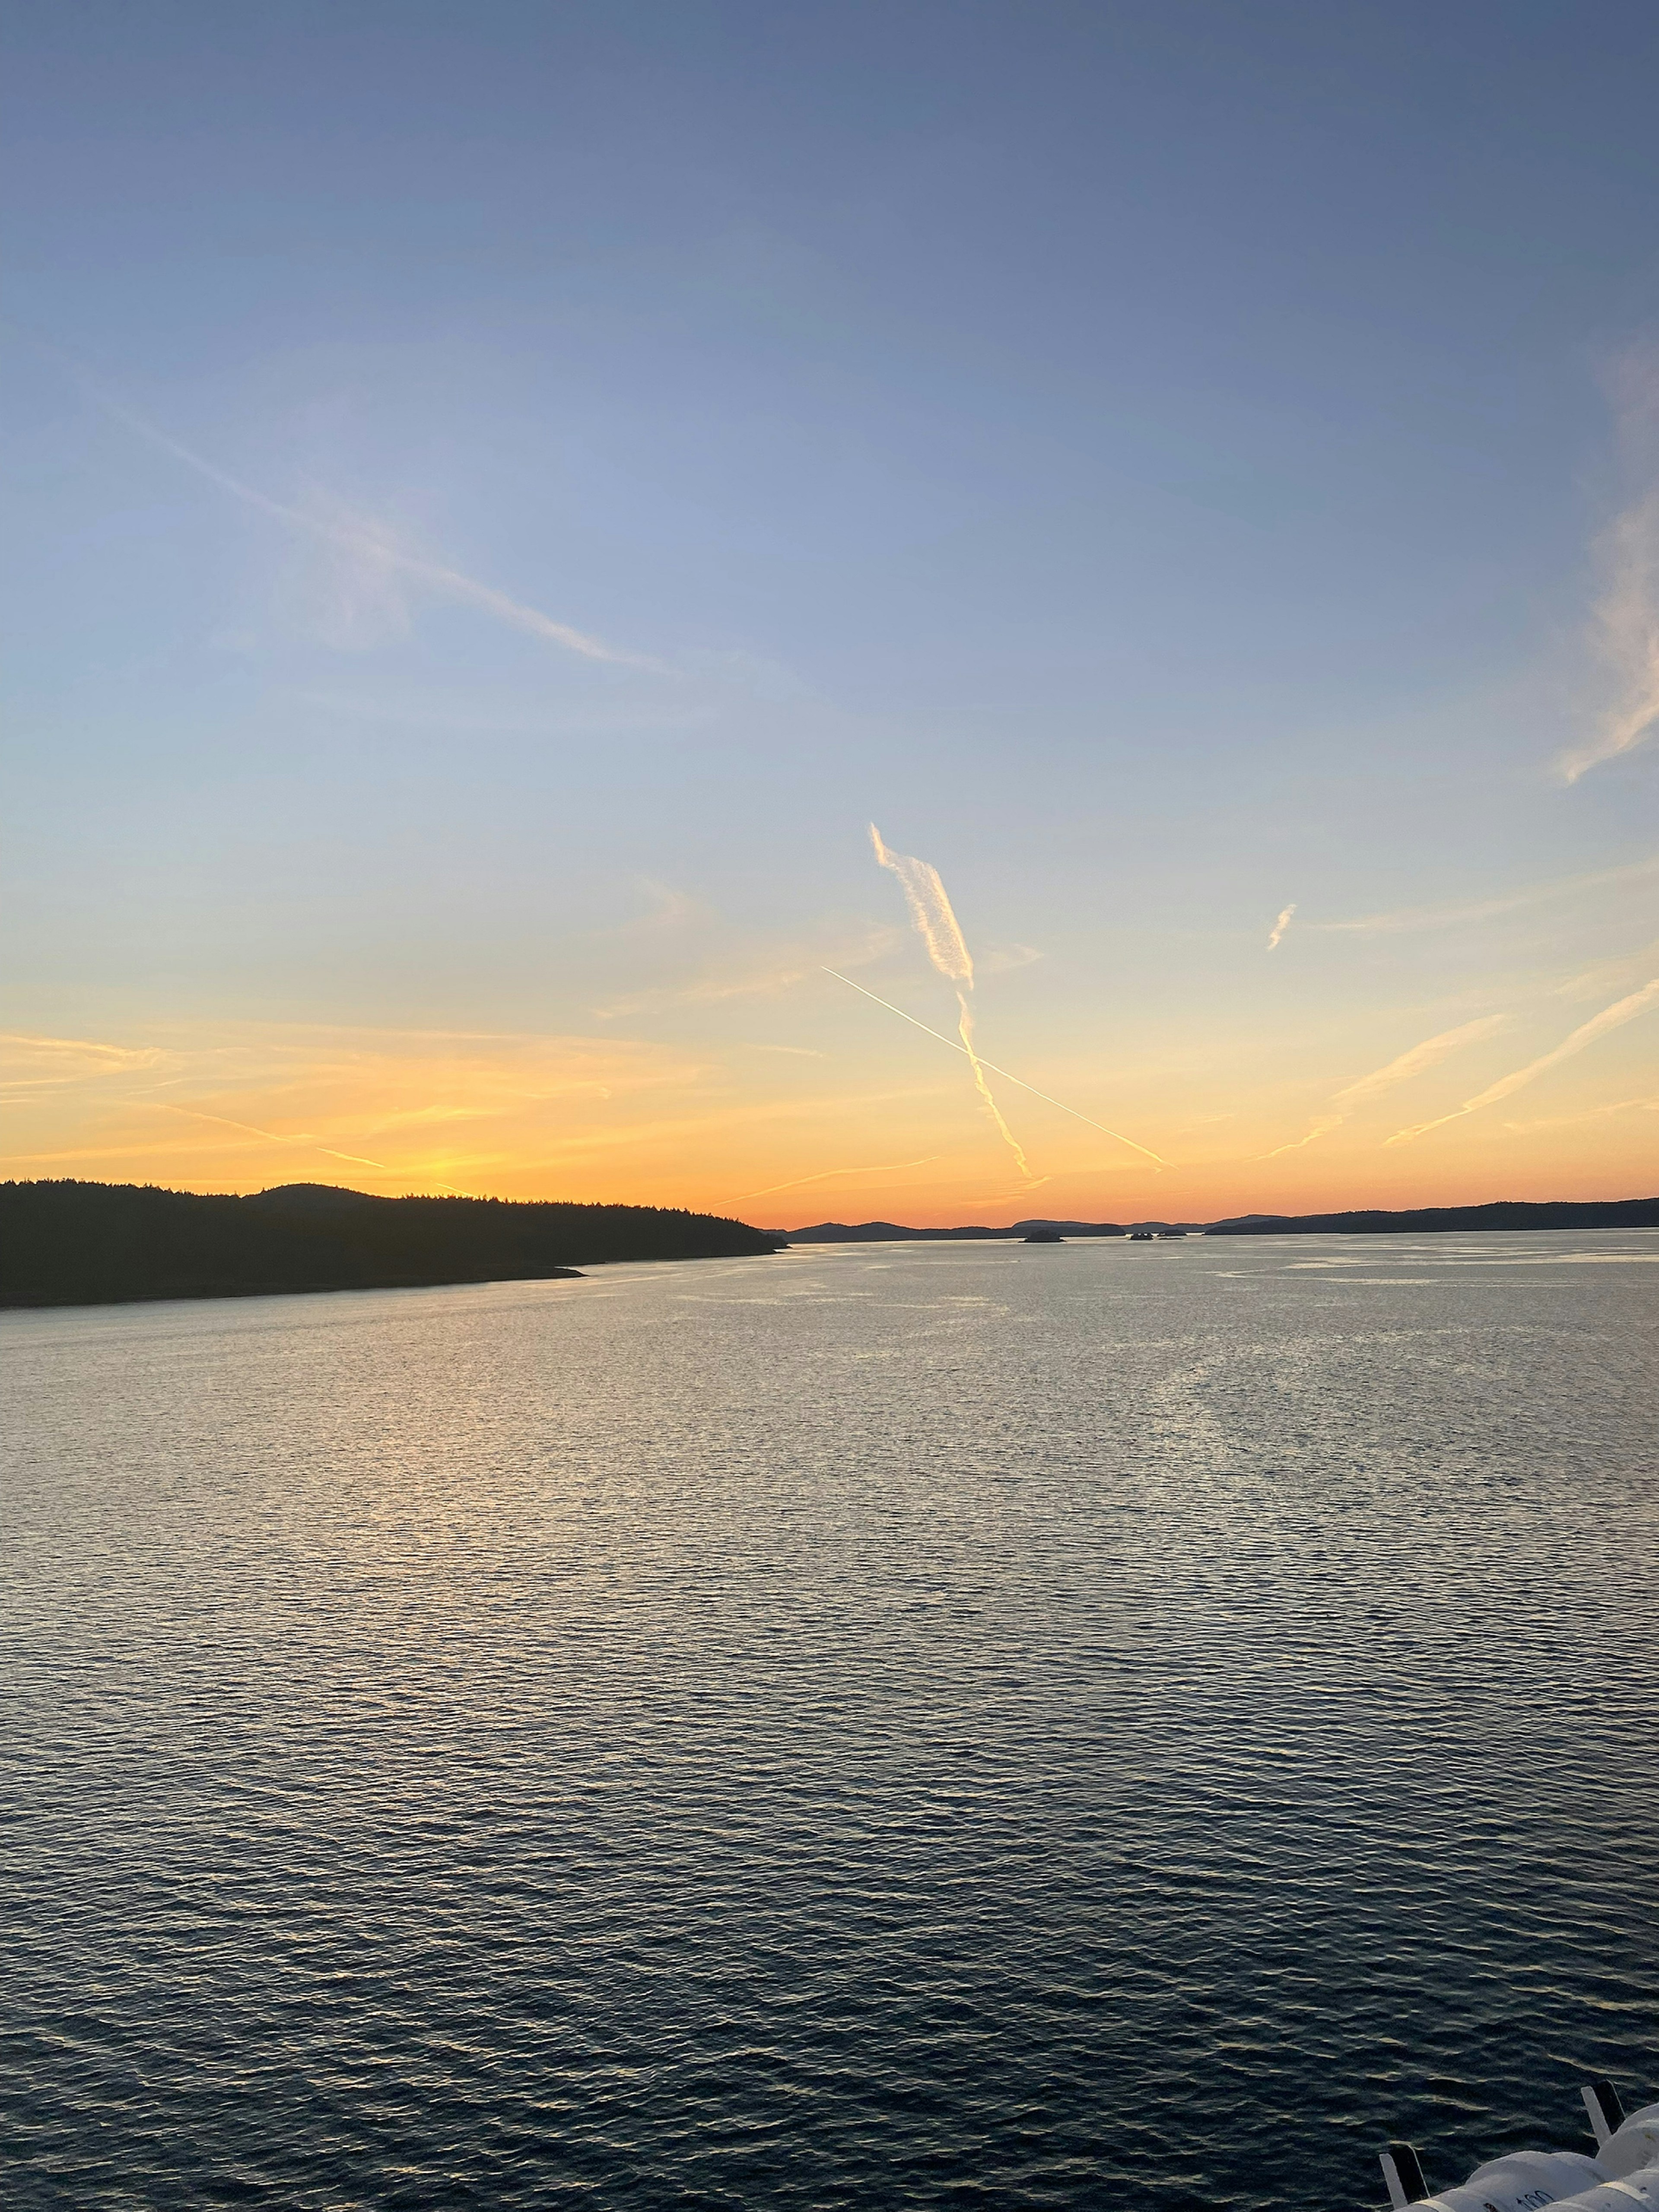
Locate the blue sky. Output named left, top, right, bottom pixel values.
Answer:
left=4, top=2, right=1658, bottom=1217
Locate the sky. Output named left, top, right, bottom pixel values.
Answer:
left=3, top=0, right=1658, bottom=1226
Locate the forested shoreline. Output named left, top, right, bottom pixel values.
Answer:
left=0, top=1180, right=779, bottom=1310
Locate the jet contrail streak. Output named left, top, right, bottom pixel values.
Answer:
left=1557, top=483, right=1659, bottom=782
left=1258, top=1114, right=1344, bottom=1160
left=1386, top=977, right=1659, bottom=1144
left=738, top=1154, right=944, bottom=1199
left=869, top=823, right=1039, bottom=1176
left=1256, top=1013, right=1507, bottom=1157
left=823, top=969, right=1166, bottom=1166
left=954, top=989, right=1035, bottom=1179
left=155, top=1103, right=472, bottom=1194
left=870, top=826, right=975, bottom=983
left=83, top=380, right=650, bottom=667
left=1267, top=903, right=1296, bottom=950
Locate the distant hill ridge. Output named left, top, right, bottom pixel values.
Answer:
left=1203, top=1198, right=1659, bottom=1235
left=776, top=1198, right=1659, bottom=1241
left=774, top=1218, right=1196, bottom=1240
left=0, top=1180, right=778, bottom=1310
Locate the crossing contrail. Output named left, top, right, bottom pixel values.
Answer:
left=823, top=967, right=1166, bottom=1166
left=869, top=825, right=1035, bottom=1178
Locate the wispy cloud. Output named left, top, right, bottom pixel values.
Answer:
left=980, top=941, right=1044, bottom=976
left=151, top=1103, right=468, bottom=1193
left=738, top=1154, right=945, bottom=1199
left=1503, top=1093, right=1659, bottom=1132
left=1556, top=489, right=1659, bottom=781
left=0, top=1030, right=169, bottom=1072
left=1387, top=978, right=1659, bottom=1144
left=1258, top=1014, right=1506, bottom=1158
left=626, top=880, right=705, bottom=934
left=1557, top=352, right=1659, bottom=781
left=1331, top=1015, right=1509, bottom=1108
left=595, top=924, right=899, bottom=1017
left=870, top=826, right=977, bottom=985
left=0, top=1021, right=712, bottom=1196
left=0, top=1030, right=175, bottom=1106
left=85, top=379, right=653, bottom=667
left=1553, top=939, right=1659, bottom=999
left=1259, top=1115, right=1345, bottom=1159
left=1266, top=903, right=1296, bottom=951
left=1302, top=853, right=1659, bottom=937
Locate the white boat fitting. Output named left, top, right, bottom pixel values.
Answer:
left=1381, top=2082, right=1659, bottom=2210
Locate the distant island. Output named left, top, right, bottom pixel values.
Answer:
left=0, top=1180, right=779, bottom=1311
left=776, top=1198, right=1659, bottom=1242
left=8, top=1183, right=1653, bottom=1312
left=1202, top=1198, right=1659, bottom=1236
left=775, top=1218, right=1199, bottom=1241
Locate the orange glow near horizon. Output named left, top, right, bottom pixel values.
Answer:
left=3, top=987, right=1654, bottom=1227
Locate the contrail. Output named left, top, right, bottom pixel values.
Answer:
left=1504, top=1092, right=1659, bottom=1131
left=870, top=826, right=975, bottom=984
left=1294, top=853, right=1659, bottom=937
left=1387, top=978, right=1659, bottom=1144
left=1550, top=350, right=1659, bottom=782
left=1332, top=1015, right=1507, bottom=1107
left=952, top=989, right=1036, bottom=1179
left=154, top=1103, right=473, bottom=1194
left=1557, top=429, right=1659, bottom=780
left=1267, top=903, right=1296, bottom=950
left=0, top=1029, right=162, bottom=1068
left=823, top=968, right=1167, bottom=1166
left=1256, top=1014, right=1505, bottom=1158
left=81, top=378, right=650, bottom=667
left=738, top=1154, right=944, bottom=1199
left=870, top=824, right=1036, bottom=1179
left=1259, top=1115, right=1345, bottom=1159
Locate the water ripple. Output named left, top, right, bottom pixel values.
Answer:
left=2, top=1233, right=1656, bottom=2207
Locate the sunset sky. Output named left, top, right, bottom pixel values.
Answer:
left=4, top=2, right=1658, bottom=1225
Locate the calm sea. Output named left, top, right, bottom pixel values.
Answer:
left=3, top=1231, right=1656, bottom=2210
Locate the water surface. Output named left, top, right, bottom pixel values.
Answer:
left=3, top=1231, right=1656, bottom=2208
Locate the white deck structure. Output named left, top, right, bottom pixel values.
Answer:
left=1382, top=2084, right=1659, bottom=2210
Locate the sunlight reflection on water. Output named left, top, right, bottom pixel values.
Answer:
left=2, top=1231, right=1655, bottom=2209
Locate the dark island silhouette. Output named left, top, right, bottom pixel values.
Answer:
left=776, top=1198, right=1659, bottom=1242
left=1205, top=1197, right=1659, bottom=1235
left=1, top=1180, right=779, bottom=1310
left=8, top=1183, right=1654, bottom=1311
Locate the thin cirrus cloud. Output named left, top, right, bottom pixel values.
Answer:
left=1387, top=977, right=1659, bottom=1145
left=1297, top=852, right=1659, bottom=937
left=594, top=925, right=900, bottom=1018
left=0, top=1021, right=714, bottom=1196
left=738, top=1154, right=945, bottom=1199
left=1555, top=489, right=1659, bottom=782
left=149, top=1102, right=469, bottom=1194
left=82, top=378, right=654, bottom=668
left=1557, top=354, right=1659, bottom=782
left=0, top=1030, right=171, bottom=1084
left=1257, top=1014, right=1506, bottom=1157
left=1503, top=1093, right=1659, bottom=1131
